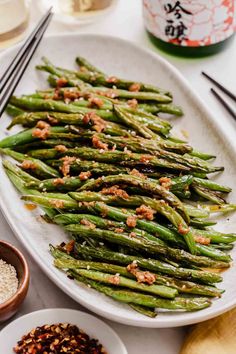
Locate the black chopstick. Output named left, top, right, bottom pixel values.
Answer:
left=211, top=88, right=236, bottom=120
left=0, top=11, right=53, bottom=117
left=202, top=71, right=236, bottom=103
left=0, top=8, right=52, bottom=94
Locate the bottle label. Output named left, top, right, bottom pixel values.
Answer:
left=143, top=0, right=235, bottom=46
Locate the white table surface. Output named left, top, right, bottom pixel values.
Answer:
left=1, top=1, right=236, bottom=353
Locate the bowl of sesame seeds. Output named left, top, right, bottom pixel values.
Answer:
left=0, top=241, right=29, bottom=322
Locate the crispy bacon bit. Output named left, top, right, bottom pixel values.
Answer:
left=79, top=171, right=92, bottom=181
left=36, top=120, right=50, bottom=130
left=140, top=155, right=153, bottom=164
left=101, top=185, right=129, bottom=199
left=136, top=204, right=155, bottom=221
left=56, top=77, right=68, bottom=87
left=114, top=228, right=124, bottom=233
left=129, top=232, right=137, bottom=238
left=88, top=96, right=104, bottom=108
left=92, top=135, right=108, bottom=150
left=178, top=223, right=190, bottom=235
left=50, top=200, right=65, bottom=208
left=194, top=235, right=211, bottom=245
left=159, top=177, right=172, bottom=190
left=130, top=168, right=147, bottom=179
left=53, top=178, right=65, bottom=186
left=108, top=274, right=120, bottom=285
left=106, top=76, right=118, bottom=84
left=127, top=261, right=156, bottom=285
left=126, top=215, right=137, bottom=228
left=64, top=240, right=75, bottom=253
left=55, top=144, right=68, bottom=153
left=129, top=83, right=141, bottom=92
left=60, top=156, right=76, bottom=176
left=21, top=160, right=37, bottom=170
left=127, top=98, right=138, bottom=109
left=80, top=219, right=96, bottom=229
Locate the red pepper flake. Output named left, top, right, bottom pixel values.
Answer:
left=178, top=223, right=190, bottom=235
left=129, top=83, right=141, bottom=92
left=79, top=171, right=92, bottom=181
left=56, top=77, right=68, bottom=87
left=13, top=322, right=107, bottom=354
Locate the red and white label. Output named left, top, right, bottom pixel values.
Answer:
left=143, top=0, right=235, bottom=46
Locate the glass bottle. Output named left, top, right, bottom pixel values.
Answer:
left=143, top=0, right=235, bottom=57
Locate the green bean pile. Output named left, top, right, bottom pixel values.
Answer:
left=1, top=56, right=236, bottom=318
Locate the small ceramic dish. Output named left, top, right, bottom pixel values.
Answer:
left=0, top=308, right=127, bottom=354
left=0, top=241, right=29, bottom=322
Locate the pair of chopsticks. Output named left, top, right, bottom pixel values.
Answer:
left=0, top=8, right=53, bottom=117
left=202, top=71, right=236, bottom=120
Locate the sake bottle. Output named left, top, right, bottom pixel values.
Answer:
left=143, top=0, right=235, bottom=57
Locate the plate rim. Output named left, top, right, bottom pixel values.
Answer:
left=0, top=308, right=127, bottom=353
left=1, top=33, right=236, bottom=328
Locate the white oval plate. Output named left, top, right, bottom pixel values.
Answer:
left=0, top=308, right=127, bottom=354
left=1, top=34, right=236, bottom=328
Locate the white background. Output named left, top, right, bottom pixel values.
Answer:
left=1, top=1, right=236, bottom=353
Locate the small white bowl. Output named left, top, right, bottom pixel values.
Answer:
left=0, top=308, right=127, bottom=354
